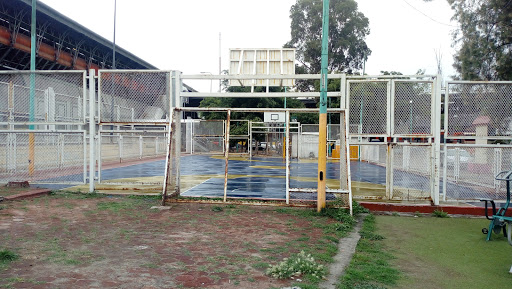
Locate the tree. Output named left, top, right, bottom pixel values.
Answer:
left=431, top=0, right=512, bottom=80
left=285, top=0, right=371, bottom=75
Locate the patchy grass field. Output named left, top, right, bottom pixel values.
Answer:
left=0, top=192, right=355, bottom=288
left=0, top=185, right=36, bottom=197
left=376, top=215, right=512, bottom=289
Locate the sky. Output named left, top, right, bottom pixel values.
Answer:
left=40, top=0, right=457, bottom=91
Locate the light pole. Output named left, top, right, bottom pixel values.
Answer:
left=111, top=0, right=117, bottom=132
left=112, top=0, right=117, bottom=70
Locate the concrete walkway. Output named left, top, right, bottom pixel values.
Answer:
left=319, top=215, right=364, bottom=289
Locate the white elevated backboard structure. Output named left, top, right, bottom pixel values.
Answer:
left=229, top=48, right=295, bottom=87
left=264, top=111, right=286, bottom=123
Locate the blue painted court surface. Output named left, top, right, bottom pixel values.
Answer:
left=38, top=155, right=490, bottom=200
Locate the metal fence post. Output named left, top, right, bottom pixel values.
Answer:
left=432, top=75, right=442, bottom=205
left=119, top=135, right=123, bottom=163
left=174, top=71, right=182, bottom=191
left=285, top=110, right=290, bottom=204
left=89, top=69, right=96, bottom=193
left=139, top=135, right=143, bottom=159
left=223, top=109, right=231, bottom=202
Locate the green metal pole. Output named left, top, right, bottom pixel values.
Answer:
left=317, top=0, right=329, bottom=212
left=30, top=0, right=36, bottom=123
left=29, top=0, right=36, bottom=175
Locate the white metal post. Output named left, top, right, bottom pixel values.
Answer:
left=344, top=111, right=353, bottom=215
left=155, top=136, right=159, bottom=155
left=432, top=75, right=442, bottom=205
left=174, top=72, right=183, bottom=191
left=161, top=108, right=174, bottom=203
left=98, top=125, right=102, bottom=182
left=386, top=143, right=394, bottom=200
left=339, top=74, right=353, bottom=214
left=386, top=80, right=393, bottom=200
left=285, top=110, right=290, bottom=204
left=119, top=135, right=123, bottom=163
left=82, top=132, right=87, bottom=183
left=387, top=80, right=392, bottom=137
left=494, top=148, right=502, bottom=189
left=443, top=83, right=449, bottom=201
left=59, top=134, right=64, bottom=168
left=390, top=80, right=396, bottom=136
left=223, top=110, right=231, bottom=202
left=88, top=69, right=96, bottom=193
left=249, top=121, right=252, bottom=159
left=139, top=135, right=143, bottom=159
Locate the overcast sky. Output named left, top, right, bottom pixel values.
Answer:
left=41, top=0, right=457, bottom=91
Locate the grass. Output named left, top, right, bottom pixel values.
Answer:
left=377, top=216, right=512, bottom=289
left=0, top=249, right=19, bottom=272
left=337, top=214, right=399, bottom=289
left=0, top=186, right=34, bottom=197
left=267, top=202, right=365, bottom=288
left=432, top=209, right=450, bottom=218
left=0, top=249, right=18, bottom=261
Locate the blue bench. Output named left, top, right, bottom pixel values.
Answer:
left=481, top=171, right=512, bottom=242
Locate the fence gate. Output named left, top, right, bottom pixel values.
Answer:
left=96, top=70, right=172, bottom=193
left=347, top=77, right=440, bottom=202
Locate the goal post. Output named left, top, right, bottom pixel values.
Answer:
left=162, top=107, right=352, bottom=213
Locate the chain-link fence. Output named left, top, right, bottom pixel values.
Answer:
left=0, top=132, right=85, bottom=183
left=347, top=78, right=437, bottom=201
left=348, top=80, right=389, bottom=136
left=98, top=71, right=170, bottom=123
left=0, top=71, right=87, bottom=185
left=443, top=82, right=512, bottom=202
left=190, top=120, right=225, bottom=154
left=391, top=144, right=432, bottom=200
left=446, top=82, right=512, bottom=138
left=442, top=145, right=512, bottom=201
left=393, top=81, right=433, bottom=136
left=99, top=133, right=167, bottom=165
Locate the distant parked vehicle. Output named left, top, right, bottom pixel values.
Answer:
left=446, top=149, right=472, bottom=169
left=259, top=142, right=276, bottom=150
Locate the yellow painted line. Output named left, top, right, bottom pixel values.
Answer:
left=249, top=165, right=285, bottom=169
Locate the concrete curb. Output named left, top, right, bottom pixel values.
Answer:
left=360, top=202, right=491, bottom=216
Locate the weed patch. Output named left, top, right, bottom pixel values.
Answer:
left=266, top=250, right=326, bottom=282
left=432, top=209, right=450, bottom=218
left=211, top=206, right=224, bottom=212
left=0, top=249, right=18, bottom=264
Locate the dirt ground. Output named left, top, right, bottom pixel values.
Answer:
left=0, top=185, right=37, bottom=198
left=0, top=193, right=342, bottom=288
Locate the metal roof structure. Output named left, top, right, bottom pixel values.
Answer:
left=0, top=0, right=157, bottom=71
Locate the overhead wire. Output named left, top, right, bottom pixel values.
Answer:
left=402, top=0, right=459, bottom=28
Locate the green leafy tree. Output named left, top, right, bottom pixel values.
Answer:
left=200, top=71, right=317, bottom=124
left=285, top=0, right=371, bottom=121
left=426, top=0, right=512, bottom=80
left=285, top=0, right=371, bottom=75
